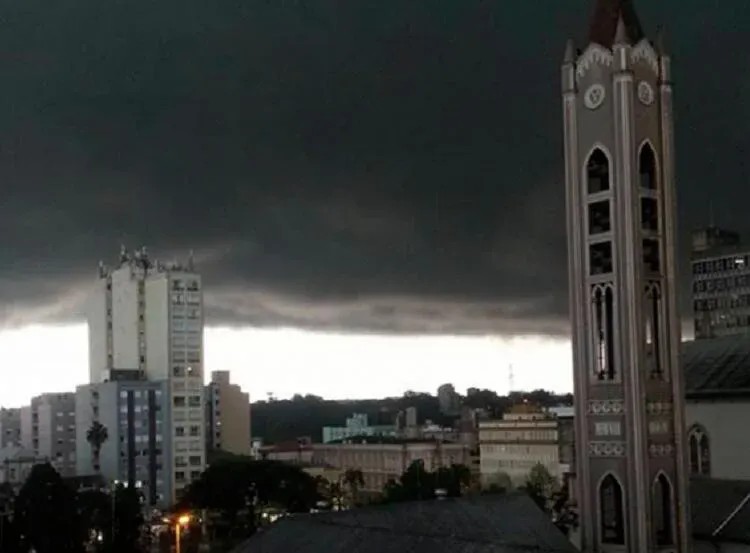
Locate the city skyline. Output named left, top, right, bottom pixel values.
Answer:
left=1, top=1, right=747, bottom=404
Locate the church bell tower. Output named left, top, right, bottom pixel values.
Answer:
left=562, top=1, right=690, bottom=551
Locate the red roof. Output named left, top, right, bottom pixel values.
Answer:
left=588, top=0, right=645, bottom=48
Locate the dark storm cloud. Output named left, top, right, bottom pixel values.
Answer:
left=1, top=0, right=748, bottom=334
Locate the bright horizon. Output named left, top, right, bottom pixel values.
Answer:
left=0, top=325, right=574, bottom=409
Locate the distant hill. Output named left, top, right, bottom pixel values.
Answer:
left=250, top=389, right=573, bottom=444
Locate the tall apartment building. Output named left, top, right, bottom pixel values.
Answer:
left=478, top=404, right=561, bottom=488
left=88, top=247, right=206, bottom=501
left=205, top=371, right=251, bottom=456
left=76, top=377, right=172, bottom=506
left=20, top=393, right=76, bottom=477
left=691, top=227, right=750, bottom=339
left=0, top=408, right=21, bottom=448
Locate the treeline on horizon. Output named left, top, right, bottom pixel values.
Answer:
left=251, top=388, right=573, bottom=444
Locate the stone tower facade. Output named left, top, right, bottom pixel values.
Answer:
left=562, top=1, right=690, bottom=551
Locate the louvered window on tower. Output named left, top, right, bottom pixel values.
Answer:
left=587, top=149, right=610, bottom=194
left=590, top=242, right=613, bottom=275
left=641, top=198, right=658, bottom=231
left=643, top=239, right=661, bottom=272
left=588, top=201, right=611, bottom=234
left=640, top=144, right=657, bottom=189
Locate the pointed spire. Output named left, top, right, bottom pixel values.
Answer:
left=655, top=25, right=667, bottom=54
left=563, top=39, right=576, bottom=64
left=613, top=15, right=628, bottom=46
left=588, top=0, right=644, bottom=48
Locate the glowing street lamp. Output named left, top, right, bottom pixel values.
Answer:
left=175, top=514, right=191, bottom=553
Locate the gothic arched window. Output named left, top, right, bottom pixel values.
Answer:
left=688, top=425, right=711, bottom=475
left=587, top=149, right=610, bottom=194
left=592, top=286, right=616, bottom=381
left=653, top=474, right=674, bottom=546
left=645, top=283, right=663, bottom=379
left=600, top=474, right=625, bottom=544
left=639, top=143, right=657, bottom=189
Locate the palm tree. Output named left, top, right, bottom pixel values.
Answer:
left=86, top=421, right=109, bottom=475
left=343, top=469, right=365, bottom=507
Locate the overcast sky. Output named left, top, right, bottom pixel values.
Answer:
left=1, top=1, right=748, bottom=403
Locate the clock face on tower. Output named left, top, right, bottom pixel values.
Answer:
left=638, top=81, right=655, bottom=106
left=584, top=84, right=606, bottom=110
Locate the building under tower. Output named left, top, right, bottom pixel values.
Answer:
left=562, top=1, right=690, bottom=551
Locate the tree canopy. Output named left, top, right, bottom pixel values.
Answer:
left=382, top=460, right=471, bottom=503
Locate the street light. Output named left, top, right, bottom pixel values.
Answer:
left=175, top=514, right=190, bottom=553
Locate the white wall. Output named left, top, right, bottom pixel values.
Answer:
left=111, top=267, right=140, bottom=370
left=87, top=279, right=108, bottom=383
left=686, top=399, right=750, bottom=481
left=145, top=276, right=169, bottom=380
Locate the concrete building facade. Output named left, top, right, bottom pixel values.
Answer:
left=20, top=393, right=77, bottom=477
left=0, top=408, right=21, bottom=448
left=691, top=228, right=750, bottom=339
left=311, top=441, right=471, bottom=496
left=76, top=378, right=172, bottom=507
left=479, top=405, right=562, bottom=487
left=206, top=371, right=251, bottom=456
left=89, top=247, right=206, bottom=502
left=562, top=1, right=689, bottom=550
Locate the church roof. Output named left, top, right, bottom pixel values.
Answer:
left=682, top=336, right=750, bottom=398
left=232, top=493, right=578, bottom=553
left=588, top=0, right=645, bottom=48
left=691, top=477, right=750, bottom=544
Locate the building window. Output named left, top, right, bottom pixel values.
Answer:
left=600, top=474, right=625, bottom=545
left=588, top=201, right=611, bottom=234
left=639, top=143, right=657, bottom=189
left=590, top=242, right=613, bottom=275
left=173, top=396, right=186, bottom=408
left=189, top=426, right=200, bottom=437
left=689, top=425, right=711, bottom=475
left=643, top=239, right=660, bottom=273
left=641, top=198, right=658, bottom=231
left=188, top=396, right=201, bottom=408
left=653, top=474, right=673, bottom=546
left=645, top=283, right=663, bottom=379
left=592, top=285, right=616, bottom=381
left=189, top=456, right=202, bottom=466
left=587, top=149, right=610, bottom=194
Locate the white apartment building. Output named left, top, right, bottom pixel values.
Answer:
left=88, top=247, right=206, bottom=502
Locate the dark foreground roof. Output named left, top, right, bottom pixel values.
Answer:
left=692, top=477, right=750, bottom=544
left=682, top=337, right=750, bottom=398
left=233, top=493, right=577, bottom=553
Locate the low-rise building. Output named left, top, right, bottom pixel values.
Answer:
left=205, top=371, right=251, bottom=456
left=683, top=336, right=750, bottom=481
left=0, top=445, right=47, bottom=490
left=479, top=404, right=561, bottom=488
left=322, top=413, right=397, bottom=444
left=260, top=437, right=314, bottom=465
left=312, top=439, right=472, bottom=496
left=76, top=378, right=172, bottom=507
left=20, top=393, right=77, bottom=477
